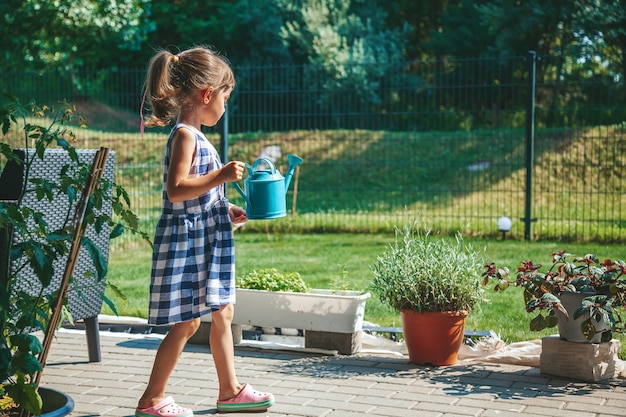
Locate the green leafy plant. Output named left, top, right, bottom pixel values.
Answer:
left=370, top=223, right=486, bottom=313
left=237, top=268, right=309, bottom=293
left=483, top=250, right=626, bottom=342
left=329, top=266, right=351, bottom=293
left=0, top=97, right=149, bottom=416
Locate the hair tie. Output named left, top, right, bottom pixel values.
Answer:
left=173, top=54, right=180, bottom=64
left=139, top=88, right=147, bottom=136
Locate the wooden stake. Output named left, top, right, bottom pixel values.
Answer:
left=291, top=165, right=300, bottom=216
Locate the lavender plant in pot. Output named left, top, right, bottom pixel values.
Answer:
left=369, top=223, right=486, bottom=366
left=483, top=250, right=626, bottom=343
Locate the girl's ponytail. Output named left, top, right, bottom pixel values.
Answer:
left=142, top=51, right=180, bottom=128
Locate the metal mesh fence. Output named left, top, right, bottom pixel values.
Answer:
left=1, top=52, right=624, bottom=243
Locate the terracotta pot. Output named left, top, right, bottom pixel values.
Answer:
left=401, top=310, right=468, bottom=366
left=555, top=292, right=607, bottom=343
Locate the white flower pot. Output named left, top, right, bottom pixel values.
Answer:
left=555, top=291, right=607, bottom=343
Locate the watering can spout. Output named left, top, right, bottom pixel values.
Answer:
left=284, top=154, right=303, bottom=192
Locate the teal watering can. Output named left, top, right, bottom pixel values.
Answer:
left=233, top=154, right=303, bottom=220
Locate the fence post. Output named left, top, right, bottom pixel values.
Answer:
left=220, top=105, right=229, bottom=198
left=524, top=51, right=537, bottom=240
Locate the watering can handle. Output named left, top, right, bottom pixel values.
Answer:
left=251, top=158, right=277, bottom=174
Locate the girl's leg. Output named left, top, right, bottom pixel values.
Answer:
left=212, top=305, right=275, bottom=412
left=210, top=304, right=242, bottom=401
left=137, top=318, right=201, bottom=408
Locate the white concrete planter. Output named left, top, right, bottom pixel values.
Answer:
left=202, top=289, right=370, bottom=333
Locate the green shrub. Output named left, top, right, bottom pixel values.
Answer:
left=238, top=268, right=309, bottom=293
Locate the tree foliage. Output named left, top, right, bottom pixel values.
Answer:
left=278, top=0, right=411, bottom=111
left=0, top=0, right=148, bottom=71
left=1, top=0, right=624, bottom=73
left=0, top=0, right=623, bottom=126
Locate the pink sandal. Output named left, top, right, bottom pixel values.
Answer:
left=135, top=396, right=193, bottom=417
left=216, top=383, right=275, bottom=412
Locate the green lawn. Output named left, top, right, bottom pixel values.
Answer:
left=104, top=231, right=626, bottom=353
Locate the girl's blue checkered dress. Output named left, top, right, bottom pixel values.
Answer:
left=148, top=123, right=236, bottom=325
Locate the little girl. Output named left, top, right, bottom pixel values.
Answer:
left=135, top=46, right=274, bottom=417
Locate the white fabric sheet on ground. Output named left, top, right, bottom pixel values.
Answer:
left=458, top=336, right=542, bottom=367
left=361, top=332, right=543, bottom=367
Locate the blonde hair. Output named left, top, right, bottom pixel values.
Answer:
left=142, top=46, right=236, bottom=127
